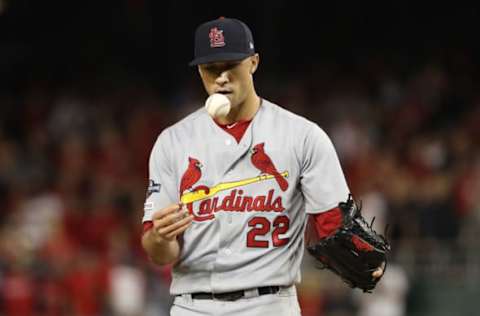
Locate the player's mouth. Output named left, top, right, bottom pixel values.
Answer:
left=215, top=89, right=233, bottom=96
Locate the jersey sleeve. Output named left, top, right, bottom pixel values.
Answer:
left=142, top=130, right=178, bottom=223
left=300, top=124, right=350, bottom=214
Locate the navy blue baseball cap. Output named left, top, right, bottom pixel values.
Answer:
left=189, top=17, right=255, bottom=66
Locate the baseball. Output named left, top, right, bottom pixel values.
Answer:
left=205, top=93, right=231, bottom=118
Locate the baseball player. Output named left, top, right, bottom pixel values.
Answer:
left=141, top=17, right=384, bottom=316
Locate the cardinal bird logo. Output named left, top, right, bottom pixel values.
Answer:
left=179, top=157, right=203, bottom=195
left=251, top=143, right=289, bottom=191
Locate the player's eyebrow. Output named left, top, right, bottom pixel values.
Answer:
left=203, top=61, right=242, bottom=72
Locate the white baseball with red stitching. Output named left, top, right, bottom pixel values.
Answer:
left=205, top=93, right=231, bottom=118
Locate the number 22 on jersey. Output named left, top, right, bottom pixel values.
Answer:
left=247, top=215, right=290, bottom=248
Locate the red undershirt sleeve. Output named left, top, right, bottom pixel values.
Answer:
left=143, top=221, right=153, bottom=235
left=312, top=207, right=343, bottom=239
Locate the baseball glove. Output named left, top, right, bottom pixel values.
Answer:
left=306, top=194, right=390, bottom=292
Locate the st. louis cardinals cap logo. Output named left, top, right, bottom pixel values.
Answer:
left=209, top=27, right=225, bottom=48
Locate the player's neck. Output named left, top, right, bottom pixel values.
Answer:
left=219, top=92, right=260, bottom=124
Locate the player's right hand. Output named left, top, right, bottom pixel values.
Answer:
left=151, top=203, right=193, bottom=242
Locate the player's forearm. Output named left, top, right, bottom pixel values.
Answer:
left=142, top=229, right=180, bottom=265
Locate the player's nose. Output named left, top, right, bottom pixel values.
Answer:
left=215, top=71, right=229, bottom=85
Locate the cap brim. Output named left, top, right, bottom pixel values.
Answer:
left=189, top=52, right=253, bottom=66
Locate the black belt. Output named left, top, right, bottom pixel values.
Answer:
left=189, top=286, right=280, bottom=301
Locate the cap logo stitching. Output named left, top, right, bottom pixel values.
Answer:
left=209, top=27, right=226, bottom=48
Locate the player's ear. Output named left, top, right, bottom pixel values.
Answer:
left=250, top=54, right=259, bottom=74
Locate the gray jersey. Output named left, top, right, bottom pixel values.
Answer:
left=143, top=99, right=350, bottom=295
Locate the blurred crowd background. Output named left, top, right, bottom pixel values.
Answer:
left=1, top=1, right=479, bottom=316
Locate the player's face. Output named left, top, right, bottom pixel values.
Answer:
left=198, top=54, right=259, bottom=109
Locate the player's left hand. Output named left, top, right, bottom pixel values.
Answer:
left=372, top=262, right=386, bottom=278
